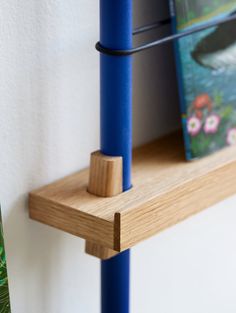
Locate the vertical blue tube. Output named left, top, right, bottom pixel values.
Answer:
left=101, top=250, right=130, bottom=313
left=100, top=0, right=132, bottom=190
left=100, top=1, right=132, bottom=313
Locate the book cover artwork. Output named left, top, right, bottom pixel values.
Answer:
left=0, top=211, right=11, bottom=313
left=172, top=0, right=236, bottom=159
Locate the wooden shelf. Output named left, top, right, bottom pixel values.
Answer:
left=29, top=131, right=236, bottom=252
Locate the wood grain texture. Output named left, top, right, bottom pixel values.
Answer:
left=29, top=194, right=114, bottom=248
left=29, top=131, right=236, bottom=252
left=88, top=151, right=122, bottom=197
left=85, top=241, right=118, bottom=260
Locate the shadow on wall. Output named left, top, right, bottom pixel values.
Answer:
left=133, top=0, right=181, bottom=146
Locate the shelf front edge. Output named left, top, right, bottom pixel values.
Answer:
left=118, top=159, right=236, bottom=251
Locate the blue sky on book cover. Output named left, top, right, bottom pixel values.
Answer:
left=171, top=0, right=236, bottom=159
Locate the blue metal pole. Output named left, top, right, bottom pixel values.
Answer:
left=100, top=0, right=132, bottom=190
left=101, top=250, right=130, bottom=313
left=100, top=0, right=132, bottom=313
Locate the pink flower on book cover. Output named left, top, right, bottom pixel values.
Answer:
left=227, top=128, right=236, bottom=146
left=203, top=114, right=221, bottom=134
left=187, top=116, right=201, bottom=136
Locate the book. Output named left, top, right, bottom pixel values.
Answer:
left=0, top=210, right=11, bottom=312
left=169, top=0, right=236, bottom=159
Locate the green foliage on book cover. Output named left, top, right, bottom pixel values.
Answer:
left=0, top=214, right=11, bottom=313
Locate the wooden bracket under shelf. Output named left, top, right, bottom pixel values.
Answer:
left=85, top=241, right=119, bottom=260
left=29, top=131, right=236, bottom=256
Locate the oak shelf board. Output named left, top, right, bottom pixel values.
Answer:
left=29, top=131, right=236, bottom=252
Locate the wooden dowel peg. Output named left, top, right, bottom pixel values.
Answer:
left=88, top=151, right=123, bottom=197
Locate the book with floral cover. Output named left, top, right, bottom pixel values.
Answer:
left=169, top=0, right=236, bottom=159
left=0, top=210, right=11, bottom=312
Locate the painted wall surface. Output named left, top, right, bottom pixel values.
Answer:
left=1, top=0, right=236, bottom=312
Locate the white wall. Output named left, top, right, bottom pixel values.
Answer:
left=1, top=1, right=236, bottom=312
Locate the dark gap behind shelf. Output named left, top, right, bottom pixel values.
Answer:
left=133, top=0, right=182, bottom=148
